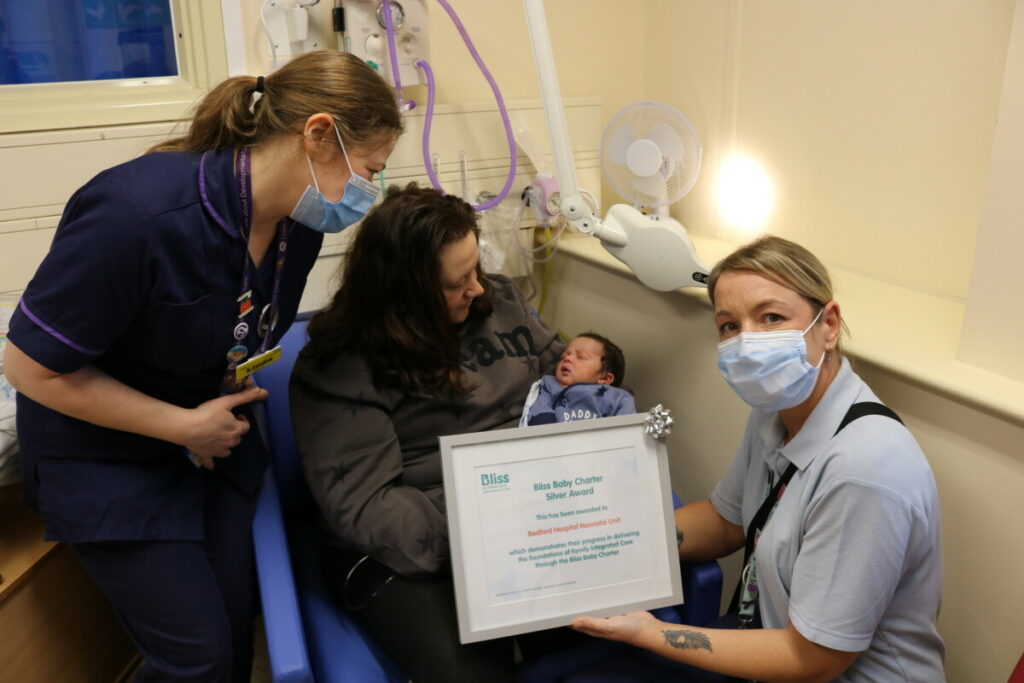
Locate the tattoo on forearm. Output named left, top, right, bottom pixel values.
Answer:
left=663, top=629, right=712, bottom=652
left=676, top=527, right=684, bottom=548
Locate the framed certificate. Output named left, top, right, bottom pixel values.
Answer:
left=440, top=412, right=682, bottom=643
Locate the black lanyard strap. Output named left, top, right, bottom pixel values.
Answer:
left=727, top=401, right=903, bottom=617
left=728, top=462, right=798, bottom=616
left=832, top=401, right=902, bottom=435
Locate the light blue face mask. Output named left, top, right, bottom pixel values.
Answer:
left=289, top=126, right=379, bottom=233
left=716, top=309, right=826, bottom=413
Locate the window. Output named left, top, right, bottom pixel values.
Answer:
left=0, top=1, right=227, bottom=134
left=0, top=1, right=177, bottom=85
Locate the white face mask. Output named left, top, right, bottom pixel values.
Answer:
left=716, top=309, right=826, bottom=412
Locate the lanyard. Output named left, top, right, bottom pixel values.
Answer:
left=726, top=401, right=904, bottom=628
left=730, top=461, right=797, bottom=628
left=198, top=148, right=293, bottom=395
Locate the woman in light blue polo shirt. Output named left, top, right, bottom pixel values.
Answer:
left=573, top=236, right=944, bottom=681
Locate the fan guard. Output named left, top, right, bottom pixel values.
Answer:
left=600, top=101, right=702, bottom=209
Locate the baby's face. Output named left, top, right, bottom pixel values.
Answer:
left=555, top=337, right=612, bottom=387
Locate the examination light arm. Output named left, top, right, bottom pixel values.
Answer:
left=522, top=0, right=709, bottom=290
left=522, top=0, right=626, bottom=247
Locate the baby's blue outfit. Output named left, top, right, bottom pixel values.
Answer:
left=520, top=374, right=635, bottom=426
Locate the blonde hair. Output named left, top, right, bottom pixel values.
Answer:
left=148, top=51, right=402, bottom=153
left=707, top=235, right=846, bottom=356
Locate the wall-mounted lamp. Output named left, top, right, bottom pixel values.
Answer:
left=715, top=153, right=774, bottom=234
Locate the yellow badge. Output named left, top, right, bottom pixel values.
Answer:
left=235, top=345, right=282, bottom=381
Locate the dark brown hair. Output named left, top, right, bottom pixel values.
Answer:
left=147, top=51, right=402, bottom=153
left=303, top=183, right=494, bottom=394
left=578, top=332, right=626, bottom=388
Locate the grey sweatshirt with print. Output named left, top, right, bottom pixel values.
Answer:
left=290, top=275, right=565, bottom=577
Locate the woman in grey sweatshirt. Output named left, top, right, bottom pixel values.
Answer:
left=290, top=184, right=565, bottom=682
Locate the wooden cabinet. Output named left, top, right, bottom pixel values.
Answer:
left=0, top=485, right=138, bottom=682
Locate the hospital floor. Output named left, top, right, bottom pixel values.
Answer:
left=251, top=618, right=271, bottom=682
left=122, top=619, right=272, bottom=681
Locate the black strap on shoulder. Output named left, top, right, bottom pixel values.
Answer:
left=833, top=401, right=902, bottom=436
left=727, top=401, right=902, bottom=616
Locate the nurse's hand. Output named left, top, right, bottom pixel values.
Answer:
left=183, top=384, right=269, bottom=468
left=571, top=610, right=657, bottom=646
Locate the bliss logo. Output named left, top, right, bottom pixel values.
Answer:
left=480, top=472, right=510, bottom=486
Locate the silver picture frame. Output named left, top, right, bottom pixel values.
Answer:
left=440, top=412, right=683, bottom=643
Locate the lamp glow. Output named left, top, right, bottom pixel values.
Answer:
left=715, top=154, right=774, bottom=233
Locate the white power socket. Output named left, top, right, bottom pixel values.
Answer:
left=262, top=0, right=329, bottom=70
left=339, top=0, right=429, bottom=87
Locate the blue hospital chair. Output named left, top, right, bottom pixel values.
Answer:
left=253, top=314, right=407, bottom=682
left=253, top=316, right=723, bottom=682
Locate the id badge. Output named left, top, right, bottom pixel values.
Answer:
left=235, top=345, right=282, bottom=381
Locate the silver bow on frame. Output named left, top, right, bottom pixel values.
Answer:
left=644, top=404, right=674, bottom=439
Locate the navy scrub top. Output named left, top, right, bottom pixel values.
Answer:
left=8, top=148, right=323, bottom=543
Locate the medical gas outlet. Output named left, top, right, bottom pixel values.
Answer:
left=339, top=0, right=429, bottom=86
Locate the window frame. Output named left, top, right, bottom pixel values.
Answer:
left=0, top=1, right=228, bottom=134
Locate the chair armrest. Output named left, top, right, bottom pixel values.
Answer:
left=286, top=524, right=408, bottom=683
left=253, top=469, right=314, bottom=683
left=677, top=560, right=723, bottom=627
left=670, top=493, right=724, bottom=627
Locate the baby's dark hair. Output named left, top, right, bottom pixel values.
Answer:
left=578, top=332, right=625, bottom=388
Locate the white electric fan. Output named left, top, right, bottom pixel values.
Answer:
left=602, top=102, right=702, bottom=215
left=597, top=102, right=708, bottom=290
left=522, top=0, right=709, bottom=290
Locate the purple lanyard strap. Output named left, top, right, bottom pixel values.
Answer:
left=199, top=148, right=293, bottom=395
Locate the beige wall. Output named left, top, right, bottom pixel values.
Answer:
left=238, top=0, right=647, bottom=130
left=961, top=0, right=1024, bottom=383
left=410, top=0, right=646, bottom=213
left=645, top=0, right=1015, bottom=300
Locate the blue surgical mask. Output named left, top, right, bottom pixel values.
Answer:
left=716, top=309, right=826, bottom=413
left=289, top=127, right=379, bottom=233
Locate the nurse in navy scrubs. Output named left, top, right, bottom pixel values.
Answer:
left=3, top=50, right=402, bottom=681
